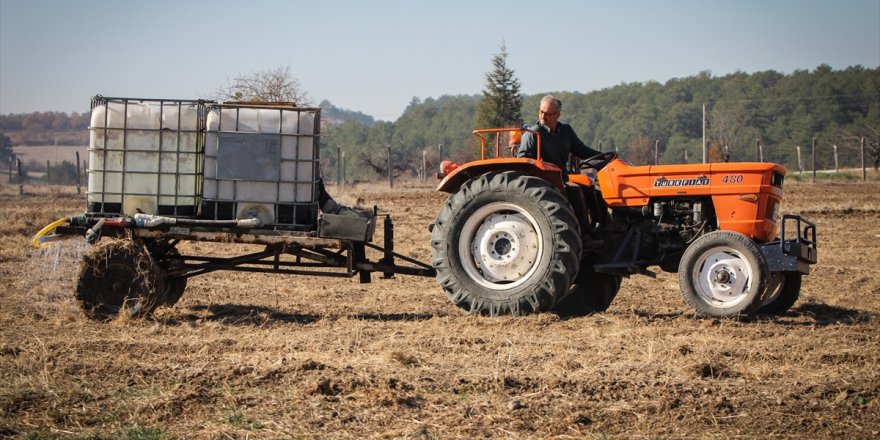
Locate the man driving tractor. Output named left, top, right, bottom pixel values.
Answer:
left=515, top=95, right=601, bottom=174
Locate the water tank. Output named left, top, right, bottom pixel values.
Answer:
left=87, top=96, right=207, bottom=216
left=203, top=103, right=320, bottom=229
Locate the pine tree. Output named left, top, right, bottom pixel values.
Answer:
left=474, top=42, right=523, bottom=129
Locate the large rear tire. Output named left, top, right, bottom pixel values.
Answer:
left=76, top=239, right=163, bottom=321
left=678, top=231, right=769, bottom=318
left=431, top=171, right=581, bottom=316
left=759, top=273, right=802, bottom=315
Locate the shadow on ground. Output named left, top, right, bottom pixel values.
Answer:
left=782, top=301, right=874, bottom=326
left=161, top=303, right=441, bottom=326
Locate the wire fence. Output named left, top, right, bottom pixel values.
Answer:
left=6, top=135, right=878, bottom=195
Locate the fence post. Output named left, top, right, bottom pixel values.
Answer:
left=337, top=147, right=342, bottom=187
left=861, top=136, right=867, bottom=181
left=76, top=151, right=82, bottom=193
left=811, top=137, right=816, bottom=183
left=17, top=159, right=23, bottom=195
left=833, top=145, right=839, bottom=172
left=438, top=144, right=443, bottom=172
left=387, top=144, right=393, bottom=188
left=422, top=149, right=427, bottom=182
left=796, top=145, right=802, bottom=173
left=702, top=103, right=708, bottom=163
left=654, top=139, right=659, bottom=165
left=46, top=160, right=51, bottom=186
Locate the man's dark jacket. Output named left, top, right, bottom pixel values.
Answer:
left=516, top=121, right=601, bottom=172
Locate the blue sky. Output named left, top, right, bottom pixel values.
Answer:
left=1, top=0, right=878, bottom=121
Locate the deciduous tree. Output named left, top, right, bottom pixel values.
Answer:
left=215, top=65, right=310, bottom=105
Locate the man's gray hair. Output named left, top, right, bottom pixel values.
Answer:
left=541, top=95, right=562, bottom=112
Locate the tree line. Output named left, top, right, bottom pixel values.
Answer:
left=2, top=64, right=878, bottom=183
left=321, top=64, right=879, bottom=181
left=1, top=111, right=90, bottom=146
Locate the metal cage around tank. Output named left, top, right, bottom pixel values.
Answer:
left=202, top=102, right=321, bottom=230
left=86, top=96, right=211, bottom=217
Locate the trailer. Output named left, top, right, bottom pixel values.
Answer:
left=34, top=96, right=435, bottom=320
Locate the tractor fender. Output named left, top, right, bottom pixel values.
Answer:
left=436, top=158, right=565, bottom=194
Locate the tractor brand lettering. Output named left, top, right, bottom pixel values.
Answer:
left=653, top=176, right=710, bottom=188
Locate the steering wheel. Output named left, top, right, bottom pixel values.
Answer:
left=579, top=151, right=617, bottom=171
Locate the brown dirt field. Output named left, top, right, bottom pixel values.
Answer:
left=1, top=180, right=878, bottom=439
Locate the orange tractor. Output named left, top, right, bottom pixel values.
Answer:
left=430, top=128, right=817, bottom=318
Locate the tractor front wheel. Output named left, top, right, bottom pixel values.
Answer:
left=759, top=273, right=802, bottom=315
left=678, top=231, right=770, bottom=318
left=431, top=171, right=581, bottom=316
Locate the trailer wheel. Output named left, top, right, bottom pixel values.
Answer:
left=158, top=248, right=187, bottom=307
left=161, top=277, right=187, bottom=308
left=76, top=240, right=163, bottom=321
left=553, top=268, right=622, bottom=316
left=431, top=171, right=581, bottom=316
left=678, top=231, right=769, bottom=318
left=759, top=273, right=802, bottom=315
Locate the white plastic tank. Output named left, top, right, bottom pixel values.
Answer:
left=87, top=97, right=205, bottom=216
left=203, top=104, right=319, bottom=228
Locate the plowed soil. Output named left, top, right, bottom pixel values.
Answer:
left=1, top=180, right=878, bottom=439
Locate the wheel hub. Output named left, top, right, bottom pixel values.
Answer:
left=493, top=236, right=513, bottom=256
left=472, top=213, right=539, bottom=283
left=713, top=269, right=732, bottom=284
left=483, top=229, right=518, bottom=265
left=104, top=264, right=137, bottom=305
left=695, top=250, right=752, bottom=308
left=111, top=279, right=127, bottom=295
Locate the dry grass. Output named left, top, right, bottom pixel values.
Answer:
left=1, top=180, right=878, bottom=438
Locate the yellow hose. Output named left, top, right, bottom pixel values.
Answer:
left=32, top=218, right=69, bottom=249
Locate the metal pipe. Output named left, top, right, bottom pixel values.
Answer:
left=133, top=213, right=261, bottom=228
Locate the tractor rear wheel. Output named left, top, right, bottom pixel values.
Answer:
left=431, top=171, right=581, bottom=316
left=678, top=231, right=769, bottom=318
left=759, top=273, right=802, bottom=315
left=76, top=239, right=163, bottom=321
